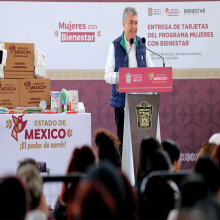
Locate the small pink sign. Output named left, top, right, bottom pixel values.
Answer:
left=119, top=67, right=172, bottom=93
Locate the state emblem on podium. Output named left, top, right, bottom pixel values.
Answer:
left=135, top=101, right=154, bottom=130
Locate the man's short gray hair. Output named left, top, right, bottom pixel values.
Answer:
left=123, top=7, right=138, bottom=22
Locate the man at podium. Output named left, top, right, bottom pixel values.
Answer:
left=104, top=7, right=154, bottom=155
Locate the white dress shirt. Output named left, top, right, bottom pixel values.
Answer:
left=105, top=35, right=154, bottom=84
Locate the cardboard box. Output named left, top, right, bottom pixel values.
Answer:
left=1, top=42, right=34, bottom=79
left=0, top=79, right=20, bottom=109
left=20, top=78, right=50, bottom=107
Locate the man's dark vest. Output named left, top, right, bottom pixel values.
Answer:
left=110, top=34, right=147, bottom=109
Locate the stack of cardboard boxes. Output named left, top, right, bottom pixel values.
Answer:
left=0, top=42, right=50, bottom=109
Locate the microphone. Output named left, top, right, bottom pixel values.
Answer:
left=124, top=38, right=134, bottom=67
left=142, top=37, right=165, bottom=67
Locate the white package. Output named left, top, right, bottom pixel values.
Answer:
left=68, top=90, right=78, bottom=111
left=78, top=102, right=85, bottom=113
left=0, top=49, right=7, bottom=79
left=34, top=48, right=46, bottom=78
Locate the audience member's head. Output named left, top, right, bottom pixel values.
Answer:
left=190, top=196, right=220, bottom=220
left=138, top=137, right=162, bottom=182
left=71, top=179, right=118, bottom=220
left=17, top=158, right=40, bottom=174
left=194, top=156, right=220, bottom=195
left=145, top=149, right=172, bottom=177
left=162, top=140, right=180, bottom=172
left=17, top=164, right=43, bottom=210
left=60, top=146, right=96, bottom=204
left=212, top=145, right=220, bottom=167
left=0, top=176, right=28, bottom=220
left=86, top=162, right=127, bottom=218
left=197, top=143, right=217, bottom=160
left=66, top=145, right=96, bottom=173
left=140, top=176, right=176, bottom=220
left=180, top=174, right=209, bottom=209
left=95, top=129, right=121, bottom=168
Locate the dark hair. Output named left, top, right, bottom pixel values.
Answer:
left=60, top=146, right=96, bottom=204
left=0, top=176, right=28, bottom=220
left=138, top=137, right=162, bottom=182
left=140, top=176, right=176, bottom=220
left=87, top=162, right=127, bottom=219
left=67, top=145, right=96, bottom=173
left=71, top=179, right=118, bottom=219
left=212, top=145, right=220, bottom=167
left=95, top=129, right=121, bottom=168
left=180, top=174, right=209, bottom=208
left=17, top=158, right=40, bottom=173
left=162, top=140, right=180, bottom=164
left=195, top=156, right=220, bottom=194
left=145, top=149, right=172, bottom=177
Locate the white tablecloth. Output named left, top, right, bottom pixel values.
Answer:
left=0, top=113, right=91, bottom=175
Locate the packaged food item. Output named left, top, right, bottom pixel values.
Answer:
left=14, top=107, right=27, bottom=110
left=0, top=107, right=9, bottom=114
left=60, top=89, right=67, bottom=105
left=51, top=91, right=61, bottom=110
left=26, top=106, right=43, bottom=114
left=68, top=90, right=78, bottom=112
left=66, top=111, right=78, bottom=114
left=44, top=110, right=57, bottom=114
left=60, top=89, right=68, bottom=113
left=9, top=110, right=27, bottom=114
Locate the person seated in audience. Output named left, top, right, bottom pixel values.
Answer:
left=162, top=140, right=181, bottom=172
left=17, top=164, right=54, bottom=220
left=194, top=156, right=220, bottom=198
left=86, top=162, right=138, bottom=219
left=0, top=176, right=28, bottom=220
left=17, top=158, right=50, bottom=210
left=94, top=129, right=121, bottom=168
left=54, top=145, right=96, bottom=220
left=118, top=170, right=139, bottom=220
left=139, top=150, right=179, bottom=219
left=140, top=176, right=176, bottom=220
left=17, top=157, right=40, bottom=173
left=70, top=179, right=118, bottom=220
left=137, top=137, right=162, bottom=183
left=167, top=174, right=210, bottom=220
left=212, top=144, right=220, bottom=167
left=197, top=142, right=217, bottom=161
left=177, top=195, right=220, bottom=220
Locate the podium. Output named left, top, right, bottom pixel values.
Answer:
left=116, top=67, right=172, bottom=185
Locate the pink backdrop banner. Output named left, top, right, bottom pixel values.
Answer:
left=119, top=67, right=172, bottom=93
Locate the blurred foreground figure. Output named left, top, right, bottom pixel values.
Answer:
left=54, top=146, right=95, bottom=220
left=0, top=176, right=28, bottom=220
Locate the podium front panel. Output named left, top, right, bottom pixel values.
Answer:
left=127, top=94, right=160, bottom=182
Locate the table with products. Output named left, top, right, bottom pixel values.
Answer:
left=0, top=112, right=91, bottom=176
